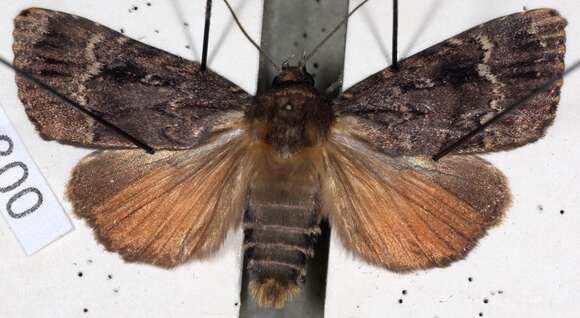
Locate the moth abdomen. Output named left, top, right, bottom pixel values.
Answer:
left=243, top=222, right=319, bottom=308
left=244, top=157, right=321, bottom=308
left=246, top=245, right=308, bottom=277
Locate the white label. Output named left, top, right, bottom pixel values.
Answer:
left=0, top=106, right=72, bottom=255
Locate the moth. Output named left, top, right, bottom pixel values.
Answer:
left=12, top=6, right=566, bottom=309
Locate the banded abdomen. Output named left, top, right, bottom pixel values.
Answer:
left=243, top=151, right=321, bottom=308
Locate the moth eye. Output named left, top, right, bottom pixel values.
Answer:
left=284, top=103, right=293, bottom=111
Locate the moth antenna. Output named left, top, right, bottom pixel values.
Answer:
left=222, top=0, right=279, bottom=71
left=302, top=0, right=370, bottom=65
left=0, top=56, right=156, bottom=154
left=392, top=0, right=399, bottom=70
left=201, top=0, right=213, bottom=71
left=433, top=59, right=580, bottom=161
left=281, top=54, right=296, bottom=68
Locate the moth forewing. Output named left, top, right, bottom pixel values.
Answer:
left=13, top=8, right=252, bottom=150
left=334, top=9, right=566, bottom=157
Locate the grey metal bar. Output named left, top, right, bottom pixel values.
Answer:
left=256, top=0, right=350, bottom=94
left=239, top=1, right=350, bottom=317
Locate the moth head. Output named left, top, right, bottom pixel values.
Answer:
left=272, top=63, right=315, bottom=87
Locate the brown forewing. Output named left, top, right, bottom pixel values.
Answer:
left=67, top=129, right=253, bottom=267
left=320, top=130, right=510, bottom=271
left=333, top=9, right=566, bottom=156
left=13, top=8, right=253, bottom=150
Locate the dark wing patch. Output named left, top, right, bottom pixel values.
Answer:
left=334, top=9, right=566, bottom=156
left=13, top=8, right=252, bottom=150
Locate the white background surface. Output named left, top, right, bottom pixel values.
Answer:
left=0, top=1, right=579, bottom=317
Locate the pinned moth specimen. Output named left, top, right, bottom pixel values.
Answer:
left=12, top=6, right=566, bottom=308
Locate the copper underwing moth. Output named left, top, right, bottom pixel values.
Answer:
left=11, top=4, right=566, bottom=309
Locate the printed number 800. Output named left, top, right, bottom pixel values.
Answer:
left=0, top=135, right=43, bottom=218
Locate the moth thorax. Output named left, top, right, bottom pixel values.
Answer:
left=249, top=85, right=333, bottom=154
